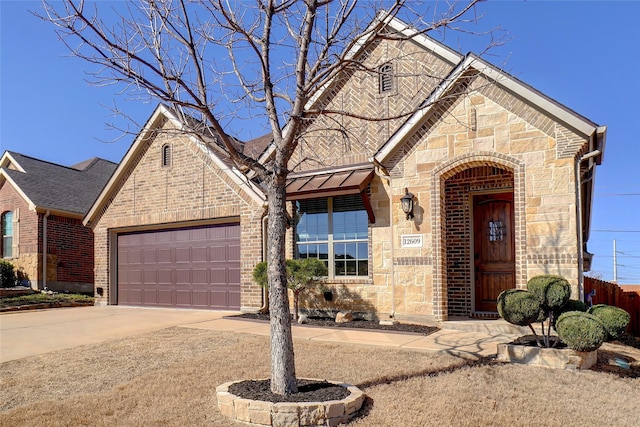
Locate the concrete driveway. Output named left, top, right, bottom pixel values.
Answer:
left=1, top=306, right=516, bottom=363
left=0, top=306, right=234, bottom=363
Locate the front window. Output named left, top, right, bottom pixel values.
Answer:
left=2, top=211, right=13, bottom=258
left=295, top=195, right=369, bottom=277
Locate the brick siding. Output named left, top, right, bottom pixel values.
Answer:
left=91, top=119, right=265, bottom=309
left=0, top=181, right=40, bottom=286
left=444, top=166, right=514, bottom=317
left=44, top=214, right=94, bottom=284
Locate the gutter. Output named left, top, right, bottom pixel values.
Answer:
left=259, top=213, right=269, bottom=314
left=575, top=148, right=601, bottom=301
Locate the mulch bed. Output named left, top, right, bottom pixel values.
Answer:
left=226, top=313, right=438, bottom=403
left=229, top=379, right=350, bottom=403
left=230, top=312, right=440, bottom=335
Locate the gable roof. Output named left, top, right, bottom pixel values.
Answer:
left=0, top=151, right=117, bottom=217
left=83, top=104, right=267, bottom=227
left=255, top=13, right=464, bottom=167
left=304, top=12, right=463, bottom=112
left=374, top=53, right=607, bottom=164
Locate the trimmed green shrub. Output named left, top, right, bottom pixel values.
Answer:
left=498, top=275, right=598, bottom=349
left=253, top=261, right=268, bottom=288
left=527, top=275, right=570, bottom=310
left=552, top=299, right=588, bottom=328
left=587, top=304, right=630, bottom=341
left=556, top=311, right=606, bottom=352
left=0, top=260, right=16, bottom=288
left=253, top=259, right=327, bottom=321
left=497, top=289, right=545, bottom=326
left=560, top=299, right=588, bottom=313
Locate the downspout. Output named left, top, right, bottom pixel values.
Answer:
left=575, top=149, right=600, bottom=301
left=258, top=212, right=269, bottom=314
left=42, top=210, right=50, bottom=291
left=372, top=159, right=395, bottom=319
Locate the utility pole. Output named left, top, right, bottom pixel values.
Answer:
left=613, top=239, right=617, bottom=283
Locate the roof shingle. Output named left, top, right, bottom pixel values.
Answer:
left=2, top=151, right=117, bottom=216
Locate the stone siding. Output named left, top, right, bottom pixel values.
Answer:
left=285, top=65, right=587, bottom=322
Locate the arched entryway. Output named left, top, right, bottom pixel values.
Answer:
left=431, top=152, right=526, bottom=321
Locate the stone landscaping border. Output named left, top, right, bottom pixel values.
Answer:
left=497, top=343, right=597, bottom=370
left=216, top=379, right=365, bottom=427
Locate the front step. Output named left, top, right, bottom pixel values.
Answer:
left=439, top=318, right=527, bottom=336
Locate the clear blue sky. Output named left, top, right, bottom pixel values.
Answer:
left=1, top=1, right=639, bottom=283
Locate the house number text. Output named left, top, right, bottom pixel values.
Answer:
left=401, top=234, right=423, bottom=248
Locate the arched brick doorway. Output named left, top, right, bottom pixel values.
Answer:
left=431, top=152, right=526, bottom=321
left=444, top=166, right=514, bottom=317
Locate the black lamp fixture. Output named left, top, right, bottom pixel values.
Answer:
left=400, top=187, right=415, bottom=220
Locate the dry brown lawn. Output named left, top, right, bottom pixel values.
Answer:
left=1, top=327, right=638, bottom=426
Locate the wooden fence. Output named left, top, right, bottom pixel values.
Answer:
left=584, top=276, right=640, bottom=336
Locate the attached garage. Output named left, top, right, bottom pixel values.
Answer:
left=116, top=222, right=241, bottom=309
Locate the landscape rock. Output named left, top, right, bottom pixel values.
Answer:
left=335, top=311, right=353, bottom=323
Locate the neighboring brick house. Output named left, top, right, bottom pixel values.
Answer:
left=0, top=151, right=117, bottom=293
left=85, top=16, right=606, bottom=323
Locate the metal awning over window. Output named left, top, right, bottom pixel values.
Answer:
left=286, top=164, right=375, bottom=223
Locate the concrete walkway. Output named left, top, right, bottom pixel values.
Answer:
left=0, top=306, right=517, bottom=363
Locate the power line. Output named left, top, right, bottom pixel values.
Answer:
left=591, top=230, right=640, bottom=233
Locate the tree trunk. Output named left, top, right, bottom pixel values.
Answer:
left=266, top=177, right=297, bottom=395
left=293, top=289, right=302, bottom=322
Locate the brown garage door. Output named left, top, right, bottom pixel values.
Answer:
left=117, top=223, right=241, bottom=309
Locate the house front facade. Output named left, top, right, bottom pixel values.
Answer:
left=86, top=16, right=605, bottom=323
left=0, top=152, right=117, bottom=293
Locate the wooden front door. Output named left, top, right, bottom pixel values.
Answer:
left=473, top=193, right=515, bottom=312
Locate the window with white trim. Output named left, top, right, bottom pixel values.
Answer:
left=2, top=211, right=13, bottom=258
left=295, top=195, right=369, bottom=277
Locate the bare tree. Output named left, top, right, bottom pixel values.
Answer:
left=40, top=0, right=491, bottom=395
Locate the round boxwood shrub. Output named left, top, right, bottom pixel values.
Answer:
left=587, top=304, right=630, bottom=341
left=497, top=289, right=545, bottom=326
left=552, top=299, right=588, bottom=326
left=561, top=299, right=588, bottom=313
left=556, top=311, right=606, bottom=352
left=527, top=275, right=570, bottom=311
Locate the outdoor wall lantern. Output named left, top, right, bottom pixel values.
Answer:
left=400, top=188, right=415, bottom=220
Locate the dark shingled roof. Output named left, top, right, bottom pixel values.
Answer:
left=243, top=133, right=272, bottom=160
left=162, top=105, right=271, bottom=162
left=2, top=151, right=117, bottom=216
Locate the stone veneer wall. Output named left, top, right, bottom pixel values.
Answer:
left=287, top=74, right=586, bottom=322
